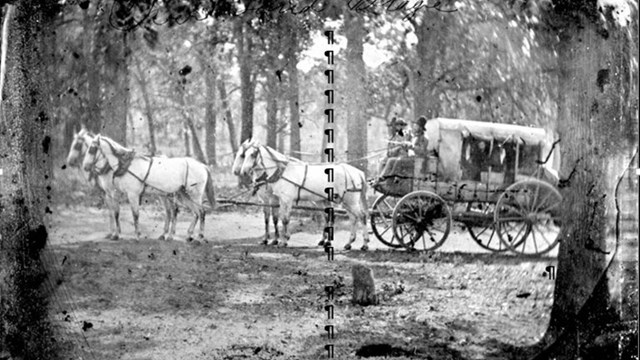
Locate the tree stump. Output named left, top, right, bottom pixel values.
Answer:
left=352, top=264, right=379, bottom=306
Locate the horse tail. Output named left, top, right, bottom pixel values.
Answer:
left=205, top=167, right=217, bottom=211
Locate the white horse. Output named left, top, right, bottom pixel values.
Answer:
left=232, top=140, right=280, bottom=245
left=82, top=135, right=216, bottom=241
left=65, top=126, right=123, bottom=240
left=239, top=139, right=369, bottom=250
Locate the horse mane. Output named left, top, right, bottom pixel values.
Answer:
left=98, top=135, right=136, bottom=177
left=100, top=135, right=133, bottom=156
left=263, top=145, right=290, bottom=164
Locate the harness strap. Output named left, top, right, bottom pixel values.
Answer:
left=184, top=160, right=189, bottom=188
left=340, top=163, right=363, bottom=193
left=267, top=166, right=285, bottom=183
left=279, top=175, right=330, bottom=202
left=142, top=157, right=154, bottom=183
left=295, top=164, right=308, bottom=205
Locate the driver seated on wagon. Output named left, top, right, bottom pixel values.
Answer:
left=376, top=117, right=412, bottom=179
left=376, top=116, right=436, bottom=182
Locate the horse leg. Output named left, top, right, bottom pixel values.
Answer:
left=168, top=203, right=178, bottom=241
left=105, top=194, right=115, bottom=240
left=184, top=199, right=199, bottom=242
left=272, top=202, right=280, bottom=242
left=318, top=201, right=331, bottom=247
left=275, top=201, right=292, bottom=247
left=198, top=208, right=205, bottom=241
left=359, top=208, right=370, bottom=251
left=105, top=192, right=119, bottom=240
left=343, top=211, right=358, bottom=251
left=262, top=205, right=270, bottom=245
left=114, top=203, right=121, bottom=241
left=127, top=193, right=142, bottom=241
left=159, top=196, right=172, bottom=241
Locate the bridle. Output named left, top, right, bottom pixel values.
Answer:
left=244, top=144, right=287, bottom=183
left=84, top=137, right=110, bottom=175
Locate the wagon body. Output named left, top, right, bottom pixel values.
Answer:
left=371, top=118, right=563, bottom=256
left=374, top=118, right=559, bottom=198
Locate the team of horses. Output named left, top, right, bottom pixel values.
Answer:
left=66, top=128, right=370, bottom=250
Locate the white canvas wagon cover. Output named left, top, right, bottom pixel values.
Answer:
left=424, top=118, right=558, bottom=181
left=426, top=118, right=549, bottom=144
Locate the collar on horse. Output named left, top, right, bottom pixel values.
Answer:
left=253, top=145, right=288, bottom=183
left=113, top=149, right=136, bottom=178
left=105, top=139, right=155, bottom=186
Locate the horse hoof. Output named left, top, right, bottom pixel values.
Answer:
left=105, top=233, right=113, bottom=240
left=278, top=242, right=288, bottom=248
left=261, top=239, right=269, bottom=245
left=111, top=234, right=119, bottom=241
left=186, top=236, right=193, bottom=243
left=269, top=240, right=279, bottom=246
left=344, top=244, right=352, bottom=251
left=198, top=234, right=204, bottom=240
left=166, top=236, right=173, bottom=242
left=158, top=235, right=165, bottom=241
left=360, top=245, right=369, bottom=251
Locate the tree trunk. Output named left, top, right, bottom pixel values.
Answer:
left=236, top=20, right=255, bottom=143
left=412, top=12, right=448, bottom=120
left=344, top=8, right=368, bottom=172
left=287, top=29, right=301, bottom=159
left=176, top=79, right=207, bottom=164
left=97, top=23, right=129, bottom=145
left=183, top=115, right=207, bottom=164
left=86, top=4, right=101, bottom=134
left=134, top=59, right=156, bottom=155
left=536, top=4, right=638, bottom=359
left=265, top=71, right=278, bottom=149
left=205, top=68, right=217, bottom=166
left=183, top=125, right=191, bottom=157
left=0, top=2, right=57, bottom=358
left=218, top=79, right=238, bottom=154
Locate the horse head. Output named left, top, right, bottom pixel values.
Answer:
left=239, top=139, right=263, bottom=178
left=232, top=138, right=254, bottom=176
left=66, top=125, right=92, bottom=167
left=82, top=136, right=101, bottom=172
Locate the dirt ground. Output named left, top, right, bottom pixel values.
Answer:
left=46, top=197, right=558, bottom=360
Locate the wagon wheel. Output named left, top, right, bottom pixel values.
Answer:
left=464, top=202, right=509, bottom=252
left=495, top=179, right=562, bottom=256
left=370, top=194, right=403, bottom=248
left=392, top=191, right=452, bottom=252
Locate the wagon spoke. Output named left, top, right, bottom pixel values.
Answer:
left=393, top=192, right=450, bottom=252
left=499, top=203, right=528, bottom=217
left=379, top=226, right=391, bottom=236
left=532, top=223, right=553, bottom=247
left=534, top=191, right=554, bottom=213
left=531, top=229, right=539, bottom=254
left=531, top=183, right=541, bottom=212
left=539, top=201, right=560, bottom=214
left=509, top=191, right=528, bottom=213
left=502, top=221, right=527, bottom=245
